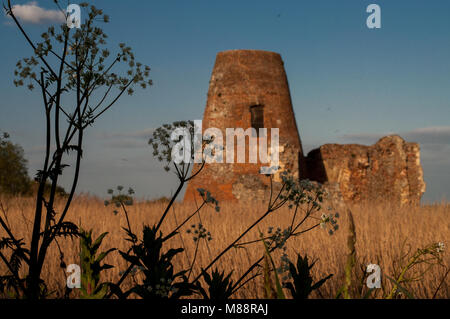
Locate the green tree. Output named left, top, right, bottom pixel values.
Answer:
left=0, top=131, right=31, bottom=195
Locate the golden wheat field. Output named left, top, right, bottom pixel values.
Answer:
left=0, top=195, right=448, bottom=299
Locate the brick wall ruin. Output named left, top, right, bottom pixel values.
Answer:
left=306, top=135, right=426, bottom=206
left=183, top=50, right=426, bottom=206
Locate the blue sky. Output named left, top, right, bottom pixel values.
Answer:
left=0, top=0, right=449, bottom=202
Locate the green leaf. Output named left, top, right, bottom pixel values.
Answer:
left=95, top=248, right=116, bottom=263
left=385, top=275, right=415, bottom=299
left=311, top=274, right=333, bottom=291
left=118, top=250, right=141, bottom=266
left=91, top=232, right=109, bottom=253
left=260, top=230, right=285, bottom=299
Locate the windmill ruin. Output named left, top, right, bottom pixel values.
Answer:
left=183, top=50, right=426, bottom=206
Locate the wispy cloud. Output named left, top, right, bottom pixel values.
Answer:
left=96, top=128, right=155, bottom=149
left=7, top=1, right=65, bottom=24
left=103, top=139, right=149, bottom=149
left=98, top=128, right=155, bottom=140
left=338, top=126, right=450, bottom=146
left=403, top=126, right=450, bottom=144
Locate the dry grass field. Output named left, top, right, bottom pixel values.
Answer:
left=0, top=194, right=448, bottom=299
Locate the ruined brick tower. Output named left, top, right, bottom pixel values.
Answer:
left=183, top=50, right=306, bottom=202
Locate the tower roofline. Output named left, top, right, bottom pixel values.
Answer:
left=217, top=49, right=281, bottom=56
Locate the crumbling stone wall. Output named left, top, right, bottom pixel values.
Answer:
left=306, top=135, right=426, bottom=206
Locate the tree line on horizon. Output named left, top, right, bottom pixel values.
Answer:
left=0, top=131, right=66, bottom=197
